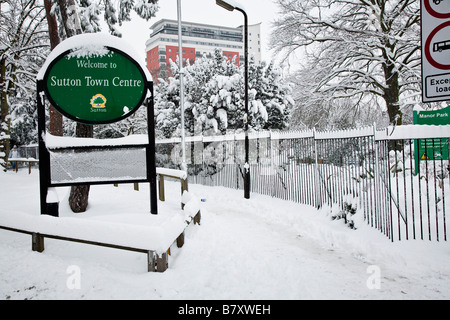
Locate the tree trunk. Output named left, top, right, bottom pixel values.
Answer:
left=68, top=185, right=91, bottom=212
left=0, top=57, right=10, bottom=168
left=68, top=124, right=93, bottom=212
left=57, top=0, right=93, bottom=213
left=383, top=53, right=403, bottom=151
left=44, top=0, right=63, bottom=137
left=383, top=60, right=402, bottom=127
left=0, top=49, right=17, bottom=168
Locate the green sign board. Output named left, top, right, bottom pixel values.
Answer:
left=413, top=106, right=450, bottom=174
left=413, top=105, right=450, bottom=126
left=415, top=138, right=449, bottom=161
left=43, top=47, right=148, bottom=124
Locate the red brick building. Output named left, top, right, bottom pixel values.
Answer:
left=145, top=19, right=261, bottom=80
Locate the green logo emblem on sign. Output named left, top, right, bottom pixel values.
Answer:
left=90, top=94, right=107, bottom=109
left=43, top=47, right=148, bottom=124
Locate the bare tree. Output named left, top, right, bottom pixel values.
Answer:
left=1, top=0, right=48, bottom=168
left=44, top=0, right=63, bottom=137
left=271, top=0, right=421, bottom=126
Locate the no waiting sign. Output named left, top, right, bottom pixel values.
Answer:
left=421, top=0, right=450, bottom=102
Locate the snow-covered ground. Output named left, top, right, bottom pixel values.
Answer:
left=1, top=168, right=450, bottom=300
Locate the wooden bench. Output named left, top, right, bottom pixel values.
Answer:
left=115, top=168, right=193, bottom=212
left=156, top=168, right=201, bottom=224
left=7, top=158, right=39, bottom=174
left=0, top=168, right=201, bottom=272
left=156, top=168, right=188, bottom=207
left=0, top=225, right=177, bottom=272
left=0, top=208, right=201, bottom=272
left=129, top=168, right=198, bottom=219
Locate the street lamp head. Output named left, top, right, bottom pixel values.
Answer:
left=216, top=0, right=235, bottom=11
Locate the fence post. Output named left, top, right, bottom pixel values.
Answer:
left=313, top=128, right=321, bottom=208
left=372, top=124, right=379, bottom=229
left=270, top=131, right=277, bottom=198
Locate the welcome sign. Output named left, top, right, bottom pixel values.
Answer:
left=43, top=47, right=147, bottom=124
left=37, top=34, right=158, bottom=216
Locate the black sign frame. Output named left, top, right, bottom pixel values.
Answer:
left=37, top=39, right=158, bottom=217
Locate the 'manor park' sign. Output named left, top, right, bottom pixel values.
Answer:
left=413, top=105, right=450, bottom=174
left=43, top=47, right=147, bottom=124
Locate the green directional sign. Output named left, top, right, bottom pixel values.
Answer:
left=413, top=105, right=450, bottom=126
left=413, top=105, right=450, bottom=174
left=44, top=48, right=147, bottom=124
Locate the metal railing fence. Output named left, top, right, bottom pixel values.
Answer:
left=155, top=125, right=450, bottom=242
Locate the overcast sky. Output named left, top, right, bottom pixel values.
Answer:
left=116, top=0, right=280, bottom=64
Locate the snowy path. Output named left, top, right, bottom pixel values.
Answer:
left=0, top=170, right=450, bottom=299
left=174, top=185, right=450, bottom=300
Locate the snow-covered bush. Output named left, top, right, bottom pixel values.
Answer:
left=332, top=195, right=358, bottom=230
left=155, top=49, right=293, bottom=138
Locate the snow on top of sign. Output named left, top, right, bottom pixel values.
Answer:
left=67, top=45, right=112, bottom=59
left=37, top=33, right=152, bottom=82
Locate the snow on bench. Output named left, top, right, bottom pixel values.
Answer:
left=156, top=167, right=187, bottom=180
left=0, top=191, right=201, bottom=272
left=156, top=168, right=193, bottom=213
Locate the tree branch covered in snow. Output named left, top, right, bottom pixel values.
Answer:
left=154, top=50, right=293, bottom=139
left=51, top=0, right=159, bottom=38
left=1, top=0, right=49, bottom=166
left=271, top=0, right=421, bottom=127
left=1, top=0, right=161, bottom=148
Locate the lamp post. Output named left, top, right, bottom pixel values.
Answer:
left=215, top=0, right=250, bottom=199
left=177, top=0, right=187, bottom=171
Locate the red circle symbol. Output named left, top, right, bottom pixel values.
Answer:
left=425, top=21, right=450, bottom=70
left=424, top=0, right=450, bottom=19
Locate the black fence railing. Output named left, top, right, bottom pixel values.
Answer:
left=156, top=125, right=450, bottom=242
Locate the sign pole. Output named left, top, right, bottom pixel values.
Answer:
left=177, top=0, right=187, bottom=171
left=147, top=81, right=158, bottom=215
left=37, top=80, right=53, bottom=216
